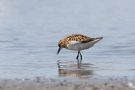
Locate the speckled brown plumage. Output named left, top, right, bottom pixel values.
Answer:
left=58, top=34, right=94, bottom=48
left=65, top=34, right=94, bottom=42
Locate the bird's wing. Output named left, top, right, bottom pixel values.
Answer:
left=81, top=38, right=95, bottom=43
left=65, top=34, right=94, bottom=43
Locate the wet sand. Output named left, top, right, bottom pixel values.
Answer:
left=0, top=77, right=135, bottom=90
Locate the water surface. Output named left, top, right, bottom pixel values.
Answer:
left=0, top=0, right=135, bottom=79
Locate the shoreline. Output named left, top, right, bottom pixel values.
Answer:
left=0, top=77, right=135, bottom=90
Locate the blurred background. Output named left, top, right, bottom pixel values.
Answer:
left=0, top=0, right=135, bottom=79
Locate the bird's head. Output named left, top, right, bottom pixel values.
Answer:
left=57, top=39, right=66, bottom=54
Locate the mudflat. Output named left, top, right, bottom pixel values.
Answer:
left=0, top=77, right=134, bottom=90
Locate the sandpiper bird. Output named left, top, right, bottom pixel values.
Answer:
left=57, top=34, right=103, bottom=63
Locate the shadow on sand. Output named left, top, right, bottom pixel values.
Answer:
left=57, top=60, right=94, bottom=78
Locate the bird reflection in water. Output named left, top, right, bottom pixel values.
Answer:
left=57, top=60, right=94, bottom=78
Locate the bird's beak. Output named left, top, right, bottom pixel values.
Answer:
left=57, top=47, right=61, bottom=54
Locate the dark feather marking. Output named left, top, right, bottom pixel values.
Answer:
left=65, top=34, right=94, bottom=43
left=81, top=38, right=95, bottom=43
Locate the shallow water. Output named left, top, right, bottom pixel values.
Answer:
left=0, top=0, right=135, bottom=79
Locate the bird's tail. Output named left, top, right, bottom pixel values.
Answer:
left=91, top=37, right=103, bottom=44
left=95, top=37, right=103, bottom=40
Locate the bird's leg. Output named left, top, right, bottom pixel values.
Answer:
left=79, top=51, right=82, bottom=63
left=76, top=51, right=80, bottom=62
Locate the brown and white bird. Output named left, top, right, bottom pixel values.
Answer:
left=57, top=34, right=103, bottom=63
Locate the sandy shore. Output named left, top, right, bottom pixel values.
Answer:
left=0, top=77, right=135, bottom=90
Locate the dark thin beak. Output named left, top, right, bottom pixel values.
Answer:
left=57, top=47, right=61, bottom=54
